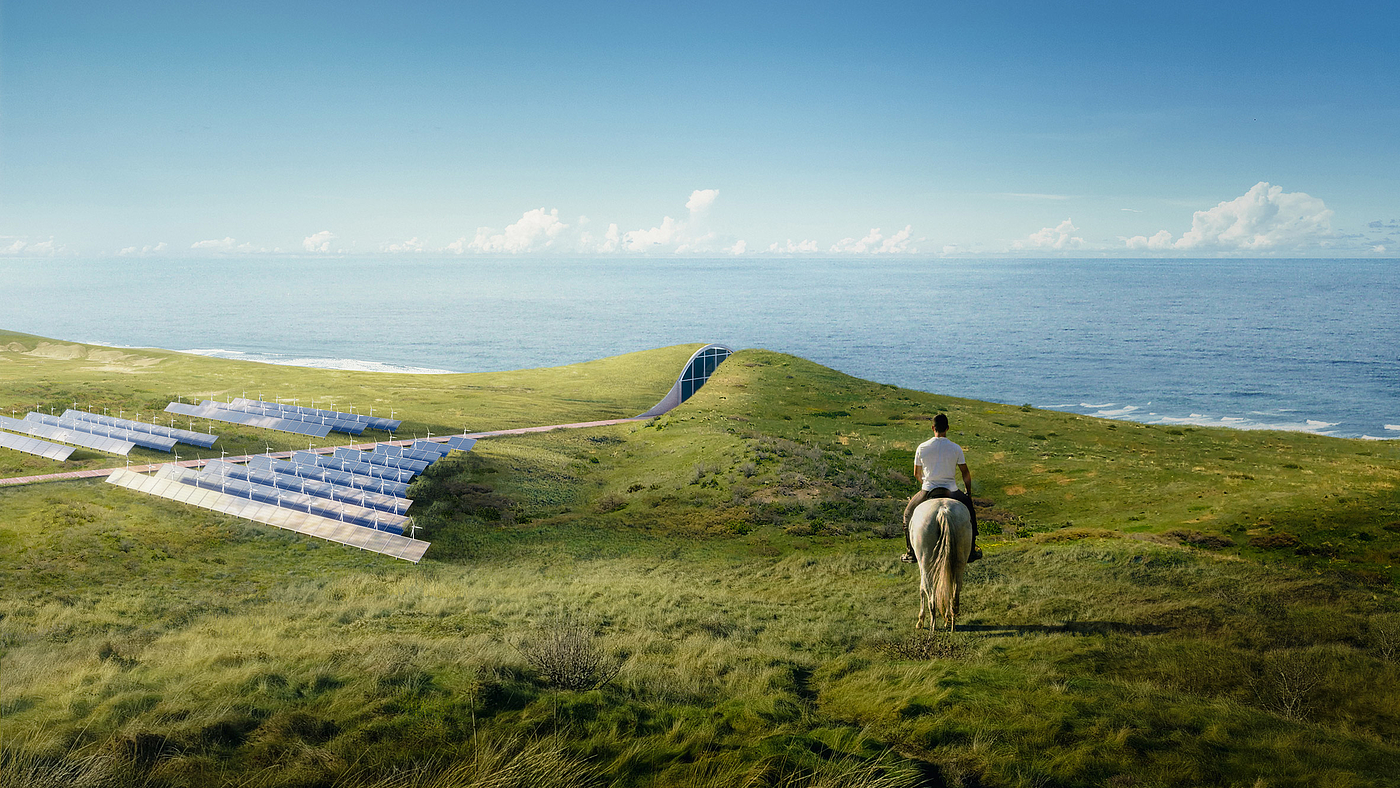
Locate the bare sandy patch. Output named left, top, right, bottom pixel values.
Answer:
left=25, top=342, right=86, bottom=360
left=1004, top=485, right=1027, bottom=496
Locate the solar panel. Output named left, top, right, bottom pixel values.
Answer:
left=63, top=410, right=218, bottom=448
left=0, top=429, right=76, bottom=461
left=409, top=440, right=453, bottom=458
left=248, top=455, right=409, bottom=496
left=168, top=463, right=408, bottom=533
left=106, top=468, right=428, bottom=562
left=228, top=398, right=399, bottom=432
left=203, top=459, right=411, bottom=515
left=293, top=451, right=417, bottom=483
left=441, top=436, right=477, bottom=452
left=377, top=443, right=443, bottom=464
left=26, top=412, right=178, bottom=451
left=221, top=400, right=367, bottom=435
left=165, top=402, right=333, bottom=438
left=339, top=447, right=431, bottom=474
left=0, top=414, right=135, bottom=455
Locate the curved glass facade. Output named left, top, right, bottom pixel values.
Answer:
left=678, top=345, right=732, bottom=403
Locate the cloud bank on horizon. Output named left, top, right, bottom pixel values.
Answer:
left=1, top=184, right=1385, bottom=260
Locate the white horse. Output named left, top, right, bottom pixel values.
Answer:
left=909, top=497, right=974, bottom=632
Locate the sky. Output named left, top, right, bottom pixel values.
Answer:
left=2, top=0, right=1397, bottom=258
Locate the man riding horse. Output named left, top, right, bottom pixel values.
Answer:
left=901, top=413, right=981, bottom=563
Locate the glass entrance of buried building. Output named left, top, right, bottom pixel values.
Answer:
left=639, top=344, right=734, bottom=417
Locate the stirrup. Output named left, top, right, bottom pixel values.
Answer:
left=900, top=551, right=918, bottom=563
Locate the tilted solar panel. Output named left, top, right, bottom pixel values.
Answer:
left=294, top=451, right=418, bottom=483
left=166, top=402, right=333, bottom=438
left=249, top=455, right=409, bottom=496
left=203, top=460, right=411, bottom=515
left=26, top=412, right=177, bottom=451
left=0, top=414, right=135, bottom=454
left=172, top=463, right=408, bottom=533
left=63, top=410, right=218, bottom=447
left=0, top=429, right=76, bottom=461
left=106, top=468, right=428, bottom=562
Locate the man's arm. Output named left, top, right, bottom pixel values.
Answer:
left=914, top=465, right=924, bottom=484
left=959, top=463, right=971, bottom=495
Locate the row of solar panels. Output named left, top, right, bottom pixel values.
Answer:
left=106, top=468, right=430, bottom=562
left=0, top=414, right=135, bottom=455
left=63, top=410, right=218, bottom=448
left=166, top=401, right=333, bottom=437
left=106, top=436, right=476, bottom=561
left=229, top=397, right=402, bottom=432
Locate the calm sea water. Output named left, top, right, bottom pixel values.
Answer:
left=3, top=256, right=1396, bottom=439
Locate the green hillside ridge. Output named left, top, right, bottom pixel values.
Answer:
left=2, top=334, right=1399, bottom=787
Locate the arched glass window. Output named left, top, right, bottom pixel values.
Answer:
left=678, top=346, right=732, bottom=403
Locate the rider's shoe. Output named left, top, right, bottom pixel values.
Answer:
left=900, top=551, right=918, bottom=564
left=968, top=546, right=983, bottom=562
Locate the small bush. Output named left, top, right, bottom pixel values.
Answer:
left=513, top=616, right=624, bottom=691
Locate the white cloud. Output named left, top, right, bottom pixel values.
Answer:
left=302, top=230, right=337, bottom=253
left=1374, top=245, right=1388, bottom=253
left=767, top=239, right=820, bottom=253
left=382, top=237, right=426, bottom=253
left=1126, top=182, right=1333, bottom=252
left=118, top=242, right=168, bottom=257
left=191, top=237, right=236, bottom=251
left=454, top=208, right=568, bottom=254
left=829, top=225, right=916, bottom=254
left=1, top=238, right=58, bottom=255
left=1013, top=219, right=1083, bottom=251
left=622, top=216, right=682, bottom=251
left=726, top=240, right=747, bottom=255
left=686, top=189, right=719, bottom=213
left=1125, top=229, right=1173, bottom=250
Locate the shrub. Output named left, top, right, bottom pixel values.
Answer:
left=513, top=616, right=624, bottom=691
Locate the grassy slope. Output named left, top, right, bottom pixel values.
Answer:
left=2, top=337, right=1399, bottom=788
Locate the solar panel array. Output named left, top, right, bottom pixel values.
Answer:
left=165, top=401, right=333, bottom=438
left=106, top=435, right=476, bottom=562
left=229, top=397, right=402, bottom=432
left=0, top=414, right=135, bottom=455
left=223, top=399, right=367, bottom=435
left=106, top=468, right=430, bottom=562
left=0, top=429, right=75, bottom=461
left=63, top=410, right=217, bottom=448
left=26, top=412, right=178, bottom=451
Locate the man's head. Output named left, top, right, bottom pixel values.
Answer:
left=933, top=413, right=949, bottom=433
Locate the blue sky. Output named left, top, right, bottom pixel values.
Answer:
left=2, top=1, right=1396, bottom=257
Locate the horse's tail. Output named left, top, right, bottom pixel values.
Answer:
left=930, top=504, right=958, bottom=621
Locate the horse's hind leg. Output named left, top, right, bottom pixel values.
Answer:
left=916, top=586, right=929, bottom=630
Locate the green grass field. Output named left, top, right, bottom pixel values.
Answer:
left=2, top=331, right=1398, bottom=787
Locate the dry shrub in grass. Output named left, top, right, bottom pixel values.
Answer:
left=869, top=631, right=975, bottom=661
left=513, top=615, right=623, bottom=691
left=1248, top=648, right=1326, bottom=720
left=1368, top=613, right=1400, bottom=662
left=1250, top=532, right=1301, bottom=550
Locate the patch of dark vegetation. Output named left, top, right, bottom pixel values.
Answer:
left=512, top=615, right=624, bottom=691
left=1251, top=532, right=1301, bottom=550
left=1163, top=529, right=1236, bottom=549
left=870, top=632, right=976, bottom=661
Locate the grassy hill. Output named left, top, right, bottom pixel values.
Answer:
left=1, top=333, right=1398, bottom=787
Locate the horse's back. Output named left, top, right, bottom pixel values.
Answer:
left=909, top=497, right=972, bottom=550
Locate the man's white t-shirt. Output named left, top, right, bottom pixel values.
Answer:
left=915, top=436, right=965, bottom=492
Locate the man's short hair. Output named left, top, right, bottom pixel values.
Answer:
left=934, top=413, right=949, bottom=432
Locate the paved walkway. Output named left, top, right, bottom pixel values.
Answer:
left=0, top=416, right=647, bottom=488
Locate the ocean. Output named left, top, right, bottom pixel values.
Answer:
left=3, top=256, right=1396, bottom=439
